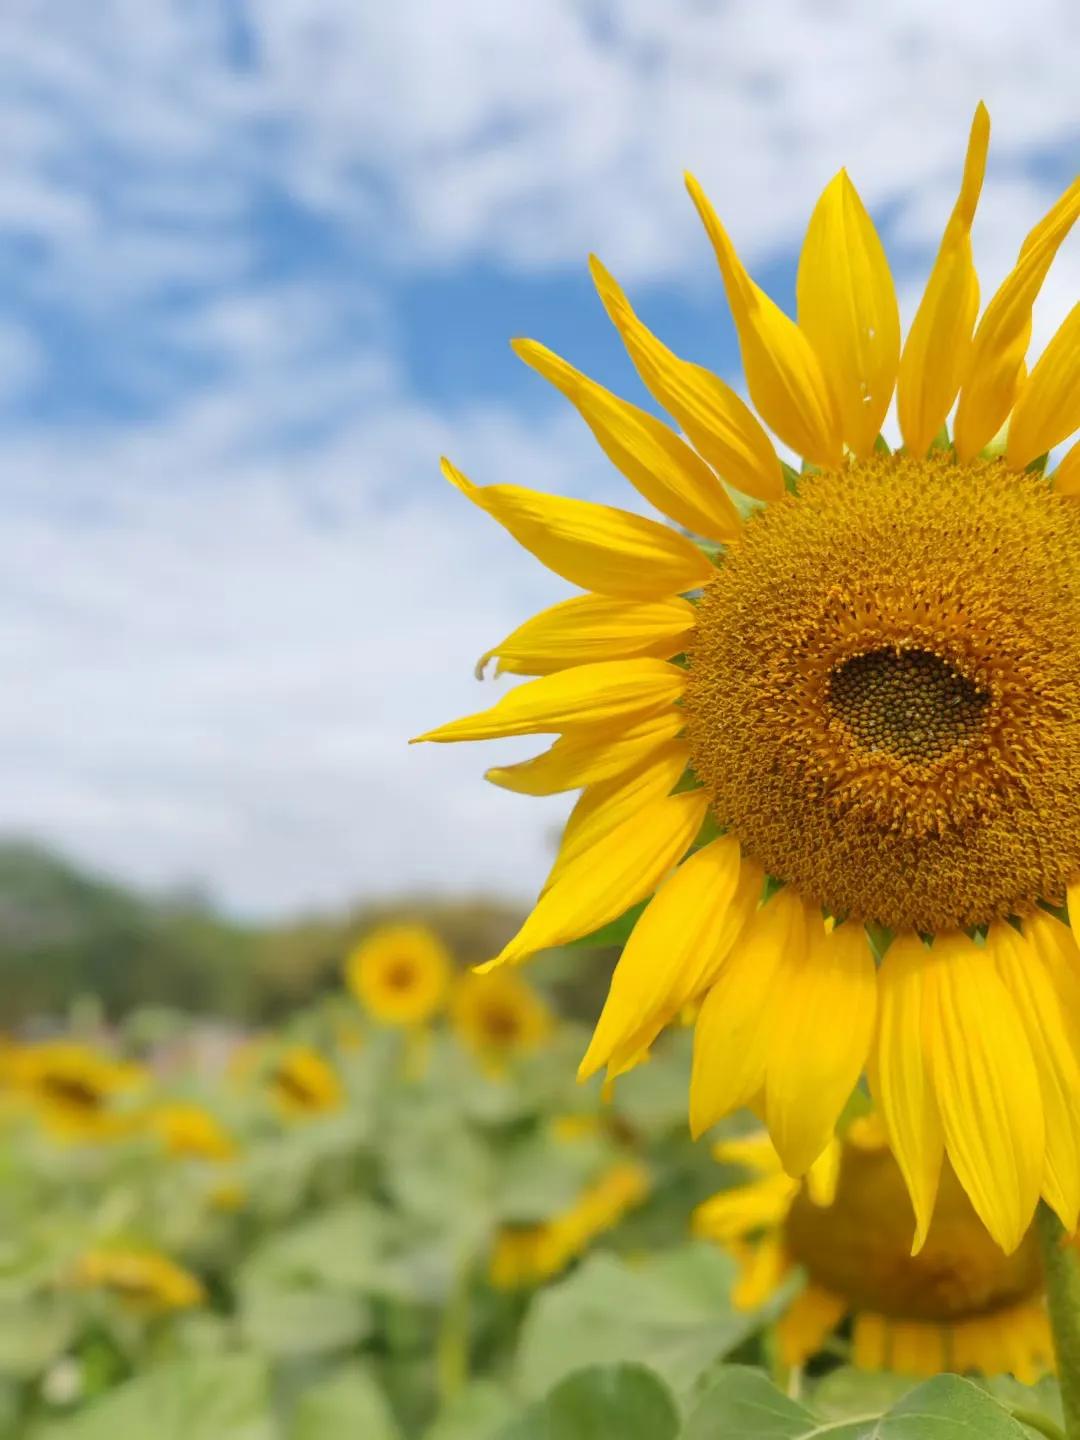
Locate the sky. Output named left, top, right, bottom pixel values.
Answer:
left=3, top=0, right=1079, bottom=918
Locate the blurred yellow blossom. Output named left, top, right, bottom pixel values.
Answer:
left=268, top=1044, right=343, bottom=1118
left=69, top=1248, right=206, bottom=1314
left=450, top=969, right=552, bottom=1072
left=7, top=1041, right=146, bottom=1142
left=346, top=923, right=451, bottom=1027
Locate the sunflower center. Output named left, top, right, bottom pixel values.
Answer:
left=828, top=647, right=989, bottom=765
left=684, top=453, right=1080, bottom=931
left=385, top=959, right=417, bottom=991
left=783, top=1142, right=1042, bottom=1323
left=39, top=1075, right=104, bottom=1111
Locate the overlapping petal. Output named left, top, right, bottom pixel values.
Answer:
left=685, top=174, right=843, bottom=469
left=485, top=713, right=686, bottom=795
left=479, top=789, right=708, bottom=970
left=1007, top=302, right=1080, bottom=469
left=579, top=836, right=758, bottom=1081
left=477, top=595, right=697, bottom=678
left=513, top=339, right=742, bottom=541
left=871, top=934, right=944, bottom=1254
left=897, top=103, right=990, bottom=456
left=954, top=177, right=1080, bottom=460
left=991, top=917, right=1080, bottom=1230
left=443, top=459, right=713, bottom=599
left=1055, top=441, right=1080, bottom=496
left=924, top=933, right=1044, bottom=1254
left=590, top=258, right=784, bottom=502
left=413, top=659, right=684, bottom=744
left=797, top=170, right=900, bottom=458
left=764, top=918, right=877, bottom=1176
left=690, top=887, right=810, bottom=1137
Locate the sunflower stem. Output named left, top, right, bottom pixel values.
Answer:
left=1037, top=1202, right=1080, bottom=1440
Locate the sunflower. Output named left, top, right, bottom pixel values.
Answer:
left=694, top=1121, right=1052, bottom=1382
left=7, top=1041, right=146, bottom=1142
left=489, top=1161, right=650, bottom=1289
left=450, top=968, right=553, bottom=1072
left=148, top=1101, right=237, bottom=1161
left=267, top=1044, right=343, bottom=1118
left=346, top=923, right=451, bottom=1028
left=415, top=107, right=1080, bottom=1255
left=69, top=1248, right=206, bottom=1314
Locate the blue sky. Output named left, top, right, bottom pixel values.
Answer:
left=2, top=0, right=1079, bottom=916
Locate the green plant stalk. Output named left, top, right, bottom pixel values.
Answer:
left=1038, top=1202, right=1080, bottom=1440
left=435, top=1253, right=473, bottom=1406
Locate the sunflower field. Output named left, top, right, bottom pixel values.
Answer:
left=0, top=911, right=1070, bottom=1439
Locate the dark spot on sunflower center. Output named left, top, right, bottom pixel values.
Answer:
left=828, top=647, right=989, bottom=765
left=40, top=1075, right=103, bottom=1110
left=385, top=959, right=416, bottom=990
left=482, top=1006, right=521, bottom=1042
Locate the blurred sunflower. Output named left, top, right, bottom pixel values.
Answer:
left=7, top=1041, right=146, bottom=1142
left=694, top=1121, right=1051, bottom=1382
left=346, top=923, right=451, bottom=1028
left=70, top=1248, right=205, bottom=1314
left=267, top=1045, right=343, bottom=1119
left=490, top=1161, right=649, bottom=1289
left=148, top=1102, right=237, bottom=1161
left=450, top=969, right=552, bottom=1072
left=416, top=105, right=1080, bottom=1254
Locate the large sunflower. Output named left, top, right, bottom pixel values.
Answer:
left=694, top=1121, right=1052, bottom=1383
left=415, top=108, right=1080, bottom=1254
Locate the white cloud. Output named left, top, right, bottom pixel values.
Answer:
left=0, top=0, right=1077, bottom=917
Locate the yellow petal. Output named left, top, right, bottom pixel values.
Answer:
left=955, top=177, right=1080, bottom=460
left=1055, top=441, right=1080, bottom=496
left=924, top=932, right=1044, bottom=1254
left=852, top=1312, right=887, bottom=1371
left=413, top=658, right=684, bottom=744
left=797, top=170, right=901, bottom=458
left=897, top=103, right=990, bottom=456
left=477, top=594, right=698, bottom=677
left=480, top=790, right=708, bottom=970
left=590, top=258, right=783, bottom=502
left=1070, top=880, right=1080, bottom=949
left=777, top=1286, right=848, bottom=1368
left=545, top=743, right=689, bottom=885
left=1007, top=303, right=1080, bottom=469
left=991, top=919, right=1080, bottom=1231
left=691, top=1172, right=799, bottom=1244
left=805, top=1139, right=843, bottom=1208
left=730, top=1234, right=790, bottom=1311
left=513, top=339, right=743, bottom=542
left=443, top=458, right=713, bottom=599
left=711, top=1131, right=784, bottom=1178
left=685, top=174, right=843, bottom=469
left=689, top=887, right=809, bottom=1137
left=888, top=1320, right=946, bottom=1378
left=765, top=920, right=877, bottom=1176
left=486, top=716, right=686, bottom=795
left=580, top=836, right=749, bottom=1079
left=871, top=933, right=944, bottom=1254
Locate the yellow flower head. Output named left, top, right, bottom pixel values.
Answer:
left=267, top=1044, right=343, bottom=1119
left=148, top=1102, right=237, bottom=1161
left=490, top=1161, right=649, bottom=1290
left=695, top=1124, right=1052, bottom=1383
left=416, top=105, right=1080, bottom=1257
left=346, top=923, right=451, bottom=1027
left=450, top=968, right=552, bottom=1069
left=69, top=1248, right=206, bottom=1314
left=8, top=1041, right=147, bottom=1142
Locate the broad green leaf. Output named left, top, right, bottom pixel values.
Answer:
left=424, top=1381, right=518, bottom=1440
left=239, top=1287, right=371, bottom=1358
left=289, top=1365, right=401, bottom=1440
left=811, top=1368, right=914, bottom=1424
left=682, top=1365, right=819, bottom=1439
left=32, top=1355, right=272, bottom=1440
left=880, top=1374, right=1031, bottom=1437
left=515, top=1246, right=761, bottom=1406
left=498, top=1364, right=678, bottom=1440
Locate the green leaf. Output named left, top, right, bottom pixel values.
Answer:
left=498, top=1364, right=679, bottom=1440
left=811, top=1367, right=913, bottom=1423
left=681, top=1365, right=818, bottom=1439
left=33, top=1355, right=272, bottom=1440
left=239, top=1287, right=372, bottom=1358
left=289, top=1365, right=401, bottom=1440
left=515, top=1246, right=762, bottom=1407
left=424, top=1381, right=518, bottom=1440
left=683, top=1368, right=1032, bottom=1440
